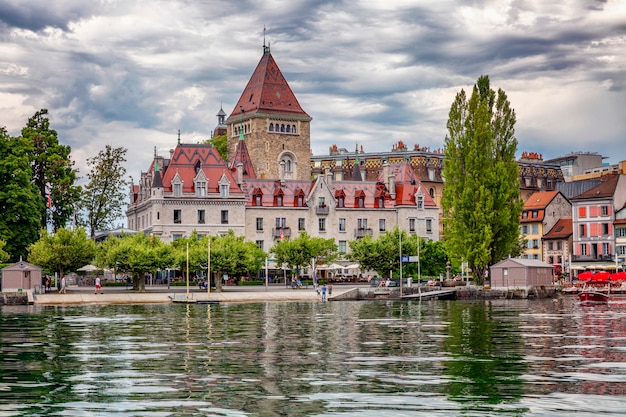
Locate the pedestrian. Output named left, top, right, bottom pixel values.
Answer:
left=95, top=276, right=103, bottom=294
left=328, top=283, right=333, bottom=298
left=321, top=284, right=327, bottom=302
left=59, top=276, right=67, bottom=294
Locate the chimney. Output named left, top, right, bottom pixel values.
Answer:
left=324, top=166, right=332, bottom=188
left=383, top=161, right=390, bottom=189
left=389, top=174, right=396, bottom=200
left=237, top=162, right=243, bottom=186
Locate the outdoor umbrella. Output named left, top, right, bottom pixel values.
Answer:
left=577, top=271, right=595, bottom=281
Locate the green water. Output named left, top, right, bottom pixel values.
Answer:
left=1, top=297, right=625, bottom=416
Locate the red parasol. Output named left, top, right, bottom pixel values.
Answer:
left=610, top=271, right=626, bottom=281
left=577, top=270, right=611, bottom=281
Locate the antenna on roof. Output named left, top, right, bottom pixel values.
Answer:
left=263, top=25, right=270, bottom=54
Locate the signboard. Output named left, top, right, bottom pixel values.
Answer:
left=401, top=256, right=419, bottom=263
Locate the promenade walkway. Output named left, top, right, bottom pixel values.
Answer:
left=33, top=284, right=354, bottom=305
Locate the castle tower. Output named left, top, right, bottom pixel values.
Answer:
left=225, top=44, right=312, bottom=180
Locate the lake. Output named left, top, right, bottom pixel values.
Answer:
left=1, top=296, right=625, bottom=416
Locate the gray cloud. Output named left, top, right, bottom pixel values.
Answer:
left=0, top=0, right=624, bottom=183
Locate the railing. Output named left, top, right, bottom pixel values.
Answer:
left=354, top=228, right=373, bottom=238
left=272, top=227, right=292, bottom=239
left=316, top=205, right=329, bottom=215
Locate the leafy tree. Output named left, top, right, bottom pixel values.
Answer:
left=0, top=239, right=10, bottom=263
left=96, top=233, right=172, bottom=291
left=442, top=75, right=522, bottom=284
left=21, top=109, right=79, bottom=231
left=210, top=231, right=266, bottom=291
left=82, top=145, right=128, bottom=237
left=0, top=127, right=42, bottom=260
left=211, top=134, right=227, bottom=160
left=349, top=227, right=415, bottom=278
left=270, top=232, right=337, bottom=280
left=27, top=227, right=96, bottom=279
left=170, top=231, right=211, bottom=283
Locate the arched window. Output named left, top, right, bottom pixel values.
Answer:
left=292, top=124, right=296, bottom=133
left=280, top=124, right=285, bottom=132
left=285, top=159, right=292, bottom=172
left=269, top=123, right=274, bottom=131
left=286, top=125, right=290, bottom=133
left=429, top=188, right=435, bottom=198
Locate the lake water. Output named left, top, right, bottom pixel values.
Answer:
left=1, top=297, right=626, bottom=416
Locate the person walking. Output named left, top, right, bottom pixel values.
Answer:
left=95, top=276, right=103, bottom=294
left=59, top=276, right=67, bottom=294
left=321, top=284, right=327, bottom=302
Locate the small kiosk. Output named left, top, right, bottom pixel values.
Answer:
left=1, top=261, right=43, bottom=293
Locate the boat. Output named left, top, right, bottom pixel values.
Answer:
left=578, top=280, right=611, bottom=305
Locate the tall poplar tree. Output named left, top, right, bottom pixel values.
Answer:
left=21, top=109, right=79, bottom=231
left=81, top=145, right=128, bottom=237
left=441, top=75, right=522, bottom=284
left=0, top=127, right=41, bottom=260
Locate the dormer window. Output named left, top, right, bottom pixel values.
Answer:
left=377, top=197, right=384, bottom=208
left=337, top=197, right=344, bottom=208
left=172, top=174, right=183, bottom=197
left=253, top=188, right=263, bottom=206
left=218, top=175, right=230, bottom=198
left=417, top=195, right=423, bottom=209
left=274, top=189, right=284, bottom=207
left=196, top=181, right=206, bottom=197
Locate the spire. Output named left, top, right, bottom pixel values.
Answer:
left=229, top=137, right=256, bottom=179
left=177, top=129, right=181, bottom=145
left=351, top=144, right=362, bottom=181
left=263, top=25, right=270, bottom=55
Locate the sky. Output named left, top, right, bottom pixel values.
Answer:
left=1, top=0, right=625, bottom=184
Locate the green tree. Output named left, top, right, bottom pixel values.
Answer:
left=27, top=227, right=96, bottom=279
left=96, top=233, right=172, bottom=291
left=81, top=145, right=128, bottom=237
left=0, top=127, right=42, bottom=260
left=211, top=134, right=227, bottom=161
left=21, top=109, right=79, bottom=231
left=442, top=75, right=522, bottom=284
left=170, top=232, right=212, bottom=283
left=270, top=232, right=337, bottom=280
left=0, top=239, right=10, bottom=263
left=210, top=231, right=266, bottom=291
left=349, top=227, right=414, bottom=278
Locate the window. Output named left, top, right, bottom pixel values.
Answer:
left=580, top=244, right=588, bottom=255
left=379, top=219, right=386, bottom=232
left=602, top=242, right=610, bottom=255
left=426, top=219, right=432, bottom=233
left=256, top=240, right=264, bottom=250
left=220, top=184, right=229, bottom=198
left=172, top=234, right=183, bottom=241
left=578, top=207, right=587, bottom=218
left=557, top=241, right=562, bottom=250
left=358, top=218, right=367, bottom=230
left=275, top=217, right=286, bottom=228
left=255, top=195, right=262, bottom=206
left=338, top=240, right=347, bottom=253
left=409, top=218, right=416, bottom=232
left=318, top=218, right=326, bottom=232
left=298, top=218, right=305, bottom=231
left=521, top=225, right=529, bottom=234
left=221, top=210, right=228, bottom=224
left=174, top=209, right=182, bottom=224
left=531, top=210, right=538, bottom=218
left=339, top=218, right=346, bottom=232
left=618, top=246, right=626, bottom=256
left=579, top=224, right=586, bottom=237
left=173, top=183, right=182, bottom=197
left=256, top=218, right=263, bottom=231
left=416, top=195, right=423, bottom=209
left=377, top=197, right=384, bottom=208
left=318, top=197, right=326, bottom=207
left=198, top=210, right=205, bottom=224
left=357, top=197, right=365, bottom=208
left=196, top=181, right=206, bottom=197
left=157, top=212, right=160, bottom=220
left=602, top=223, right=610, bottom=235
left=532, top=224, right=538, bottom=234
left=618, top=227, right=626, bottom=238
left=602, top=205, right=609, bottom=216
left=429, top=188, right=435, bottom=199
left=533, top=239, right=540, bottom=249
left=276, top=196, right=283, bottom=206
left=522, top=211, right=528, bottom=219
left=296, top=196, right=303, bottom=207
left=337, top=196, right=345, bottom=208
left=548, top=242, right=553, bottom=250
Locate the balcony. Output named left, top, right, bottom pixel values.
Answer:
left=572, top=254, right=614, bottom=262
left=272, top=227, right=291, bottom=239
left=316, top=205, right=330, bottom=215
left=354, top=228, right=373, bottom=238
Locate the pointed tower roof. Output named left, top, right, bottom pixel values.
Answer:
left=152, top=160, right=163, bottom=188
left=229, top=137, right=256, bottom=179
left=226, top=47, right=310, bottom=122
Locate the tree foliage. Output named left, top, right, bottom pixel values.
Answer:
left=209, top=231, right=266, bottom=291
left=441, top=75, right=522, bottom=284
left=0, top=127, right=42, bottom=260
left=0, top=240, right=10, bottom=263
left=82, top=145, right=128, bottom=237
left=21, top=109, right=79, bottom=231
left=211, top=134, right=227, bottom=161
left=96, top=233, right=172, bottom=291
left=270, top=232, right=337, bottom=279
left=27, top=227, right=96, bottom=278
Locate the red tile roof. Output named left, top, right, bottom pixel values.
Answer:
left=543, top=218, right=572, bottom=239
left=571, top=173, right=621, bottom=200
left=523, top=190, right=559, bottom=209
left=226, top=51, right=309, bottom=122
left=229, top=138, right=256, bottom=179
left=159, top=144, right=243, bottom=194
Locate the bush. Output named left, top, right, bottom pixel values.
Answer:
left=238, top=280, right=264, bottom=286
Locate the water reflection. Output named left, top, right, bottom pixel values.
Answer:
left=0, top=298, right=626, bottom=415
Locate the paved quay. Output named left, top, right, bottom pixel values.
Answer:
left=33, top=284, right=359, bottom=305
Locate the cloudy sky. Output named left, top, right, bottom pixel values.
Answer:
left=1, top=0, right=625, bottom=183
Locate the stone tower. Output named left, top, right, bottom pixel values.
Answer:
left=225, top=44, right=312, bottom=180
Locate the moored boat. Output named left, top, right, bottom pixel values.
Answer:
left=578, top=280, right=611, bottom=305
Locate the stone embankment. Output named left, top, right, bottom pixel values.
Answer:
left=0, top=292, right=31, bottom=305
